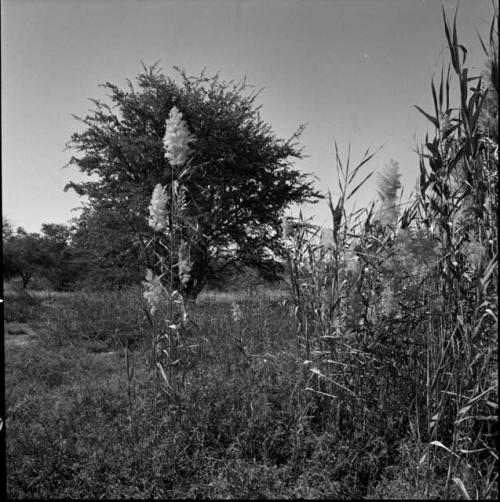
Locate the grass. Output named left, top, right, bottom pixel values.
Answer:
left=3, top=292, right=45, bottom=324
left=281, top=6, right=498, bottom=499
left=5, top=287, right=411, bottom=499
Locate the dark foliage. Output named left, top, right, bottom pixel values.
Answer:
left=65, top=65, right=321, bottom=290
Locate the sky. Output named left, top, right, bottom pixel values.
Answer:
left=1, top=0, right=496, bottom=233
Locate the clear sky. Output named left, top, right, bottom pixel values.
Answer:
left=1, top=0, right=496, bottom=233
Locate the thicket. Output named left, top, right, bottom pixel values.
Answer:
left=284, top=6, right=498, bottom=498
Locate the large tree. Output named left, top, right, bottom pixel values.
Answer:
left=65, top=65, right=321, bottom=292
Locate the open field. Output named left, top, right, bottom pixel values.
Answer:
left=4, top=285, right=446, bottom=499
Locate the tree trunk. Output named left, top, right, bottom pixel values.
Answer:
left=21, top=272, right=31, bottom=289
left=178, top=236, right=209, bottom=303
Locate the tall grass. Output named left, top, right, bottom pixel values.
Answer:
left=413, top=7, right=498, bottom=498
left=284, top=6, right=498, bottom=499
left=7, top=291, right=330, bottom=498
left=38, top=286, right=149, bottom=348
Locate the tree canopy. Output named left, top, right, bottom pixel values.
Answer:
left=65, top=65, right=321, bottom=290
left=2, top=223, right=75, bottom=289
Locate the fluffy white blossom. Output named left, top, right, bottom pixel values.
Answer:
left=148, top=183, right=168, bottom=232
left=281, top=215, right=296, bottom=250
left=231, top=302, right=243, bottom=323
left=163, top=106, right=195, bottom=168
left=143, top=269, right=164, bottom=315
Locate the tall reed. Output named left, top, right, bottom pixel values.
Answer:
left=412, top=6, right=498, bottom=498
left=284, top=6, right=498, bottom=498
left=143, top=106, right=201, bottom=418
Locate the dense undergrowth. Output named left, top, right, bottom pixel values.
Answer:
left=7, top=285, right=492, bottom=498
left=281, top=6, right=498, bottom=498
left=5, top=289, right=407, bottom=499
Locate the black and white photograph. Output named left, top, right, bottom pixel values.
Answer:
left=2, top=0, right=498, bottom=498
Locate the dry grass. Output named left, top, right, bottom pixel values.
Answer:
left=197, top=287, right=287, bottom=304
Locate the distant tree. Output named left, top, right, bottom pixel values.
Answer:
left=3, top=231, right=46, bottom=288
left=2, top=217, right=14, bottom=240
left=40, top=223, right=70, bottom=244
left=38, top=223, right=83, bottom=290
left=2, top=223, right=81, bottom=290
left=3, top=219, right=22, bottom=283
left=65, top=65, right=321, bottom=293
